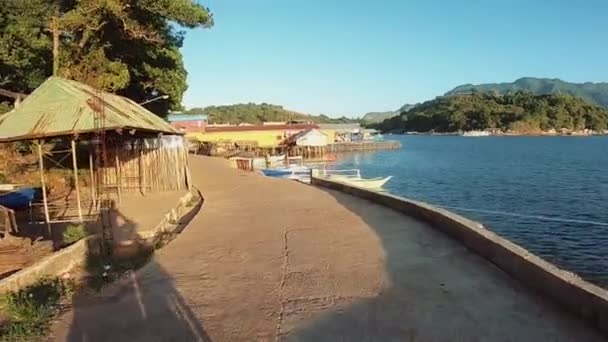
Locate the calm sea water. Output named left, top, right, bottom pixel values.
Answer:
left=332, top=135, right=608, bottom=288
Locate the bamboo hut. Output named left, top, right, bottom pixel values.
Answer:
left=0, top=77, right=190, bottom=235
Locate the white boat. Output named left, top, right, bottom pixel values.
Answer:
left=461, top=130, right=491, bottom=137
left=267, top=154, right=286, bottom=164
left=314, top=169, right=361, bottom=178
left=337, top=176, right=392, bottom=189
left=319, top=171, right=391, bottom=190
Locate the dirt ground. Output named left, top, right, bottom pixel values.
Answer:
left=48, top=155, right=606, bottom=341
left=0, top=189, right=185, bottom=282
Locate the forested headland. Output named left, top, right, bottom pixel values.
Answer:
left=373, top=91, right=608, bottom=134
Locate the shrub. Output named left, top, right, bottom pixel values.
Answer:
left=62, top=224, right=88, bottom=246
left=0, top=278, right=74, bottom=339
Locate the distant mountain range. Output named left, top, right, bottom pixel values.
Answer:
left=446, top=77, right=608, bottom=108
left=361, top=104, right=417, bottom=123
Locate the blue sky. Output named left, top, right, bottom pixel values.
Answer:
left=181, top=0, right=608, bottom=117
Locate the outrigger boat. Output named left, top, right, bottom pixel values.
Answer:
left=260, top=165, right=311, bottom=180
left=316, top=169, right=392, bottom=190
left=267, top=154, right=286, bottom=164
left=332, top=176, right=392, bottom=190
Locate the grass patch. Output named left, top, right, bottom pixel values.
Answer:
left=62, top=224, right=88, bottom=246
left=0, top=278, right=75, bottom=340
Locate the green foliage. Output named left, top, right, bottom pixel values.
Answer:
left=62, top=224, right=88, bottom=246
left=0, top=0, right=213, bottom=117
left=0, top=278, right=74, bottom=340
left=185, top=103, right=359, bottom=125
left=446, top=77, right=608, bottom=109
left=0, top=102, right=12, bottom=115
left=375, top=91, right=608, bottom=133
left=0, top=0, right=54, bottom=95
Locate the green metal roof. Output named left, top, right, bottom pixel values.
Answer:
left=0, top=77, right=179, bottom=142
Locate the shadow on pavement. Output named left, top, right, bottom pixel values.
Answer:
left=284, top=188, right=606, bottom=342
left=57, top=197, right=211, bottom=341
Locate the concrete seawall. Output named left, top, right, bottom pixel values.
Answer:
left=312, top=176, right=608, bottom=335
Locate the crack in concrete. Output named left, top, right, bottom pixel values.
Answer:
left=275, top=226, right=290, bottom=341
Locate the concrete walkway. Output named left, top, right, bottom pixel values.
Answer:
left=51, top=156, right=605, bottom=341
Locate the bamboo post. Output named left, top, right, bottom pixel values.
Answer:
left=185, top=147, right=191, bottom=190
left=37, top=142, right=51, bottom=237
left=115, top=143, right=122, bottom=202
left=89, top=149, right=96, bottom=207
left=71, top=139, right=83, bottom=221
left=139, top=140, right=146, bottom=195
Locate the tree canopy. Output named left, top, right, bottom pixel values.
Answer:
left=185, top=103, right=358, bottom=124
left=0, top=0, right=213, bottom=116
left=374, top=91, right=608, bottom=134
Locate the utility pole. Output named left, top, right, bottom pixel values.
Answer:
left=51, top=16, right=59, bottom=76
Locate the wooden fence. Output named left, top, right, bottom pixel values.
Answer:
left=0, top=205, right=16, bottom=239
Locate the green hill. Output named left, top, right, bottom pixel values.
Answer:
left=184, top=103, right=356, bottom=124
left=361, top=104, right=417, bottom=123
left=361, top=111, right=398, bottom=123
left=374, top=91, right=608, bottom=134
left=446, top=77, right=608, bottom=108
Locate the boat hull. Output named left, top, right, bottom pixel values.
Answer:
left=0, top=187, right=40, bottom=210
left=334, top=176, right=392, bottom=189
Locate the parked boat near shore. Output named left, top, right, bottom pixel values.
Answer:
left=314, top=169, right=392, bottom=190
left=261, top=165, right=312, bottom=183
left=461, top=130, right=491, bottom=137
left=0, top=186, right=40, bottom=210
left=328, top=175, right=392, bottom=190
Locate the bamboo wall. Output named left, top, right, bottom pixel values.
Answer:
left=98, top=136, right=189, bottom=196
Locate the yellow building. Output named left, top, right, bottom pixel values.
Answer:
left=186, top=124, right=320, bottom=147
left=185, top=123, right=365, bottom=147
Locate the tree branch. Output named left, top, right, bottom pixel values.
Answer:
left=0, top=88, right=27, bottom=100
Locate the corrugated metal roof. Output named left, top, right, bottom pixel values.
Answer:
left=283, top=128, right=327, bottom=145
left=317, top=123, right=361, bottom=130
left=0, top=77, right=179, bottom=142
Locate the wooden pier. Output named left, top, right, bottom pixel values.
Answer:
left=194, top=140, right=402, bottom=160
left=288, top=140, right=401, bottom=158
left=327, top=141, right=401, bottom=152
